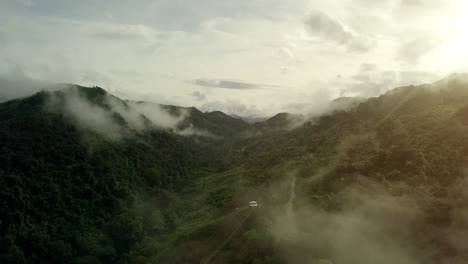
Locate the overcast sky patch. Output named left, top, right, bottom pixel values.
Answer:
left=304, top=10, right=375, bottom=52
left=0, top=0, right=467, bottom=116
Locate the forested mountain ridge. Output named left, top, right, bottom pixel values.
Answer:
left=2, top=74, right=468, bottom=263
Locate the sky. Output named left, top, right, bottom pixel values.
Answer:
left=1, top=0, right=468, bottom=117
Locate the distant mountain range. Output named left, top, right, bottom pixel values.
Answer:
left=3, top=73, right=468, bottom=264
left=229, top=114, right=268, bottom=124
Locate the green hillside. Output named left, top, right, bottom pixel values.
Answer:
left=3, top=74, right=468, bottom=263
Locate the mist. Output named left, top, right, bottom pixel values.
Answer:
left=44, top=85, right=214, bottom=140
left=106, top=96, right=187, bottom=131
left=230, top=126, right=468, bottom=264
left=0, top=74, right=58, bottom=102
left=258, top=172, right=468, bottom=264
left=3, top=1, right=468, bottom=263
left=269, top=179, right=423, bottom=264
left=275, top=96, right=367, bottom=131
left=60, top=89, right=125, bottom=140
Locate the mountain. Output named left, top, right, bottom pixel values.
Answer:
left=230, top=114, right=269, bottom=124
left=330, top=96, right=366, bottom=109
left=254, top=112, right=305, bottom=131
left=0, top=88, right=200, bottom=264
left=3, top=74, right=468, bottom=263
left=181, top=109, right=252, bottom=137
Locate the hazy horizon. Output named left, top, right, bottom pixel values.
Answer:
left=2, top=0, right=468, bottom=116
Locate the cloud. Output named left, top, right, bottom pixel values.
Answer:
left=282, top=87, right=332, bottom=114
left=191, top=91, right=207, bottom=101
left=200, top=100, right=265, bottom=117
left=80, top=70, right=111, bottom=84
left=0, top=0, right=465, bottom=116
left=360, top=63, right=377, bottom=72
left=106, top=96, right=187, bottom=131
left=192, top=79, right=267, bottom=89
left=304, top=11, right=375, bottom=52
left=336, top=74, right=385, bottom=96
left=397, top=35, right=443, bottom=64
left=15, top=0, right=34, bottom=7
left=265, top=161, right=468, bottom=264
left=270, top=180, right=424, bottom=264
left=64, top=92, right=124, bottom=140
left=304, top=11, right=351, bottom=44
left=0, top=69, right=57, bottom=102
left=399, top=0, right=459, bottom=10
left=274, top=47, right=298, bottom=62
left=353, top=0, right=395, bottom=8
left=93, top=24, right=161, bottom=42
left=398, top=71, right=439, bottom=84
left=176, top=124, right=218, bottom=138
left=335, top=66, right=440, bottom=97
left=44, top=86, right=217, bottom=140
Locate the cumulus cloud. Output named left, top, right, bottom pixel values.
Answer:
left=304, top=11, right=375, bottom=52
left=304, top=11, right=351, bottom=44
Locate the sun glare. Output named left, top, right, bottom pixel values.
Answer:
left=431, top=2, right=468, bottom=72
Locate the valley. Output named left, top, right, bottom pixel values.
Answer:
left=2, top=74, right=468, bottom=263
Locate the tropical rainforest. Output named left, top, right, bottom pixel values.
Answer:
left=2, top=74, right=468, bottom=264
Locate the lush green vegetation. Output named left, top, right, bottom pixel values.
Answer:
left=3, top=74, right=468, bottom=263
left=0, top=91, right=204, bottom=263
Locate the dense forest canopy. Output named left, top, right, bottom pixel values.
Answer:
left=2, top=74, right=468, bottom=263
